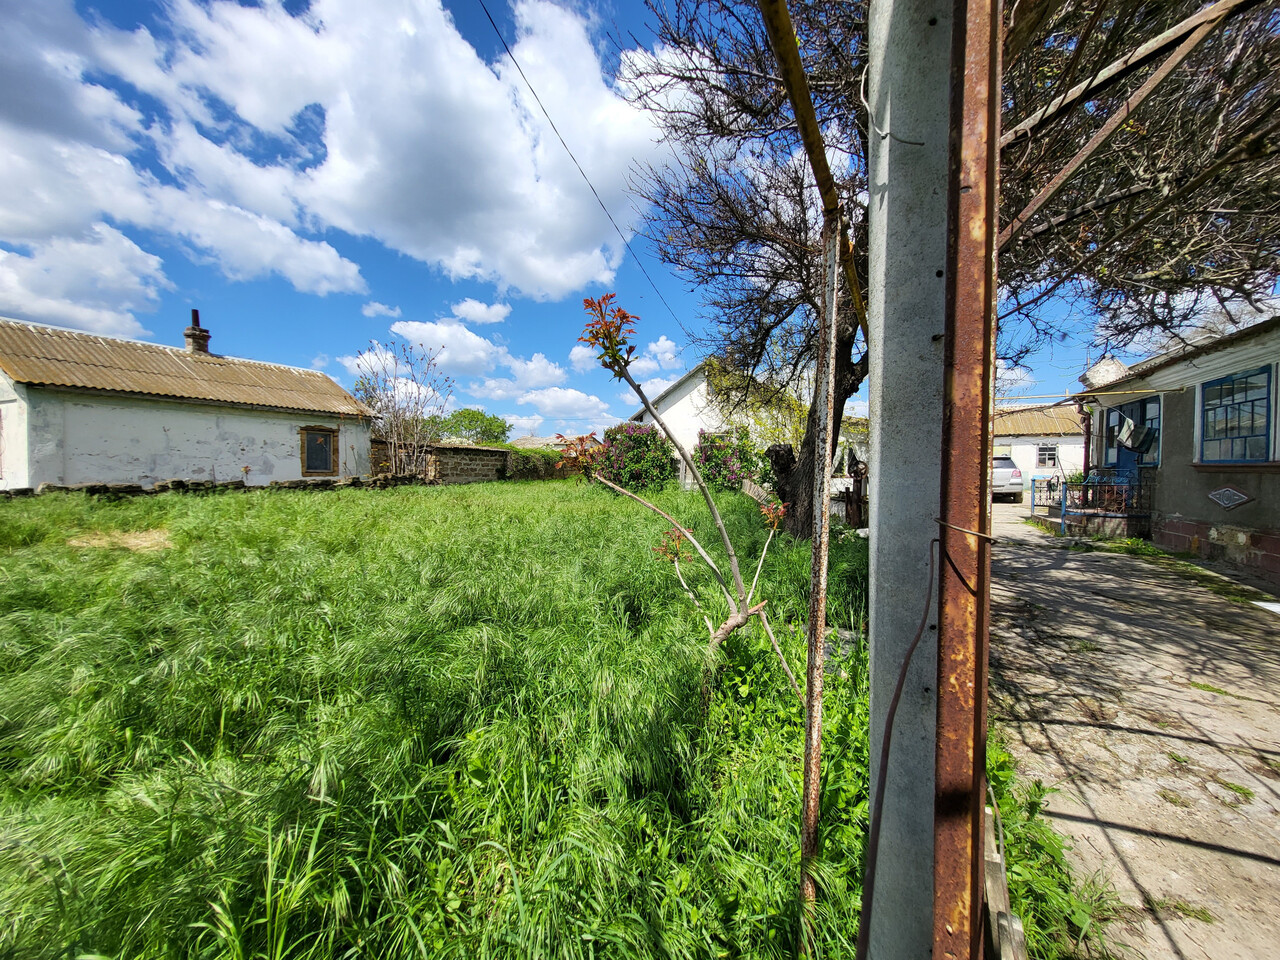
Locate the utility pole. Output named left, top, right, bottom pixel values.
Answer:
left=863, top=1, right=954, bottom=957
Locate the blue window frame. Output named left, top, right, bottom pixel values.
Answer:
left=1200, top=366, right=1272, bottom=463
left=1104, top=396, right=1160, bottom=466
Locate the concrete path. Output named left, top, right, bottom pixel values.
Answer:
left=988, top=504, right=1280, bottom=960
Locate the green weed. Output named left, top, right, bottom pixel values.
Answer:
left=0, top=483, right=1104, bottom=959
left=1143, top=895, right=1215, bottom=923
left=1188, top=680, right=1236, bottom=698
left=1159, top=788, right=1192, bottom=807
left=988, top=734, right=1121, bottom=958
left=1215, top=779, right=1255, bottom=802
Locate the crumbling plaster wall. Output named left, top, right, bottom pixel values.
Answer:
left=17, top=387, right=370, bottom=489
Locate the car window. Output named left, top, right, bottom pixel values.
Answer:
left=992, top=457, right=1017, bottom=468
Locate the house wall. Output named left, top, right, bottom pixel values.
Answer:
left=1085, top=326, right=1280, bottom=584
left=1149, top=389, right=1280, bottom=580
left=995, top=434, right=1085, bottom=484
left=0, top=375, right=29, bottom=488
left=635, top=373, right=730, bottom=454
left=7, top=387, right=370, bottom=489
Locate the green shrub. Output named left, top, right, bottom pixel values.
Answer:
left=693, top=429, right=758, bottom=490
left=502, top=448, right=562, bottom=480
left=595, top=422, right=676, bottom=489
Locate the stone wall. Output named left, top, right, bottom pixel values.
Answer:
left=368, top=442, right=575, bottom=483
left=428, top=445, right=509, bottom=484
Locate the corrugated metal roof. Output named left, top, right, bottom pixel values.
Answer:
left=992, top=404, right=1082, bottom=437
left=0, top=319, right=370, bottom=417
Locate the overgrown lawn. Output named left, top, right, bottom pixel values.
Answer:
left=0, top=483, right=869, bottom=958
left=0, top=482, right=1106, bottom=959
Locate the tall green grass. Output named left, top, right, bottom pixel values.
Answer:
left=0, top=482, right=870, bottom=959
left=0, top=483, right=1109, bottom=959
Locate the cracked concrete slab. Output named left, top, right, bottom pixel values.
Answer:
left=988, top=504, right=1280, bottom=960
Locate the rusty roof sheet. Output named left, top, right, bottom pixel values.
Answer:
left=0, top=319, right=371, bottom=417
left=992, top=404, right=1082, bottom=437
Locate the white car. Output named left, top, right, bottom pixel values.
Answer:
left=991, top=455, right=1024, bottom=503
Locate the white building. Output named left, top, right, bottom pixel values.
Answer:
left=0, top=314, right=372, bottom=490
left=992, top=404, right=1085, bottom=485
left=629, top=364, right=731, bottom=454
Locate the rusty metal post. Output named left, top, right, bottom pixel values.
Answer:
left=800, top=222, right=840, bottom=921
left=935, top=0, right=999, bottom=956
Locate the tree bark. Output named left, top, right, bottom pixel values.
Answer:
left=783, top=326, right=867, bottom=539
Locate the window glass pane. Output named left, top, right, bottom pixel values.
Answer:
left=1204, top=384, right=1220, bottom=406
left=1247, top=436, right=1267, bottom=461
left=305, top=432, right=332, bottom=472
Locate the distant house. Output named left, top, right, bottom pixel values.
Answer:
left=629, top=363, right=731, bottom=454
left=1074, top=317, right=1279, bottom=585
left=992, top=404, right=1085, bottom=485
left=510, top=435, right=574, bottom=452
left=0, top=313, right=372, bottom=490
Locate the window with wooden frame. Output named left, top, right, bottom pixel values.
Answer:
left=300, top=427, right=338, bottom=476
left=1036, top=443, right=1058, bottom=468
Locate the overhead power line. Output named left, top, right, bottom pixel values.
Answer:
left=473, top=0, right=680, bottom=325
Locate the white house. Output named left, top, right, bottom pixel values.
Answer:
left=992, top=404, right=1085, bottom=486
left=629, top=363, right=731, bottom=454
left=0, top=313, right=372, bottom=490
left=1074, top=316, right=1280, bottom=585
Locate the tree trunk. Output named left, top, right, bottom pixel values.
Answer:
left=783, top=327, right=867, bottom=539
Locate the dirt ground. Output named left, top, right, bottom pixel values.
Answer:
left=988, top=503, right=1280, bottom=960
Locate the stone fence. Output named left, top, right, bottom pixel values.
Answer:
left=371, top=441, right=576, bottom=483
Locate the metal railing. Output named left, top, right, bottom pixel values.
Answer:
left=1030, top=477, right=1151, bottom=535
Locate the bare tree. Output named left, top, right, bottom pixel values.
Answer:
left=625, top=0, right=869, bottom=536
left=999, top=0, right=1280, bottom=353
left=624, top=0, right=1279, bottom=535
left=350, top=340, right=454, bottom=475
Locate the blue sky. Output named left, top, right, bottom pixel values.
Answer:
left=1, top=0, right=1103, bottom=438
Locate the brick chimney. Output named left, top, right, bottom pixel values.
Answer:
left=184, top=308, right=211, bottom=353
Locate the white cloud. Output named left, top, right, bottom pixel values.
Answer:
left=569, top=343, right=597, bottom=373
left=0, top=223, right=168, bottom=336
left=628, top=335, right=684, bottom=377
left=518, top=386, right=610, bottom=420
left=470, top=351, right=566, bottom=401
left=507, top=352, right=565, bottom=388
left=390, top=319, right=503, bottom=376
left=996, top=360, right=1036, bottom=395
left=311, top=353, right=330, bottom=369
left=506, top=413, right=545, bottom=436
left=362, top=301, right=402, bottom=318
left=648, top=335, right=681, bottom=368
left=0, top=0, right=660, bottom=330
left=451, top=298, right=510, bottom=325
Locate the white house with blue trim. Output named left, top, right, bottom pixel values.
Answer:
left=1075, top=317, right=1280, bottom=586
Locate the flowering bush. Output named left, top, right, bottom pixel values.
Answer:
left=693, top=429, right=759, bottom=490
left=595, top=422, right=676, bottom=489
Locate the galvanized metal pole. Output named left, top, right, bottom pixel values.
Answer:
left=934, top=0, right=1000, bottom=954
